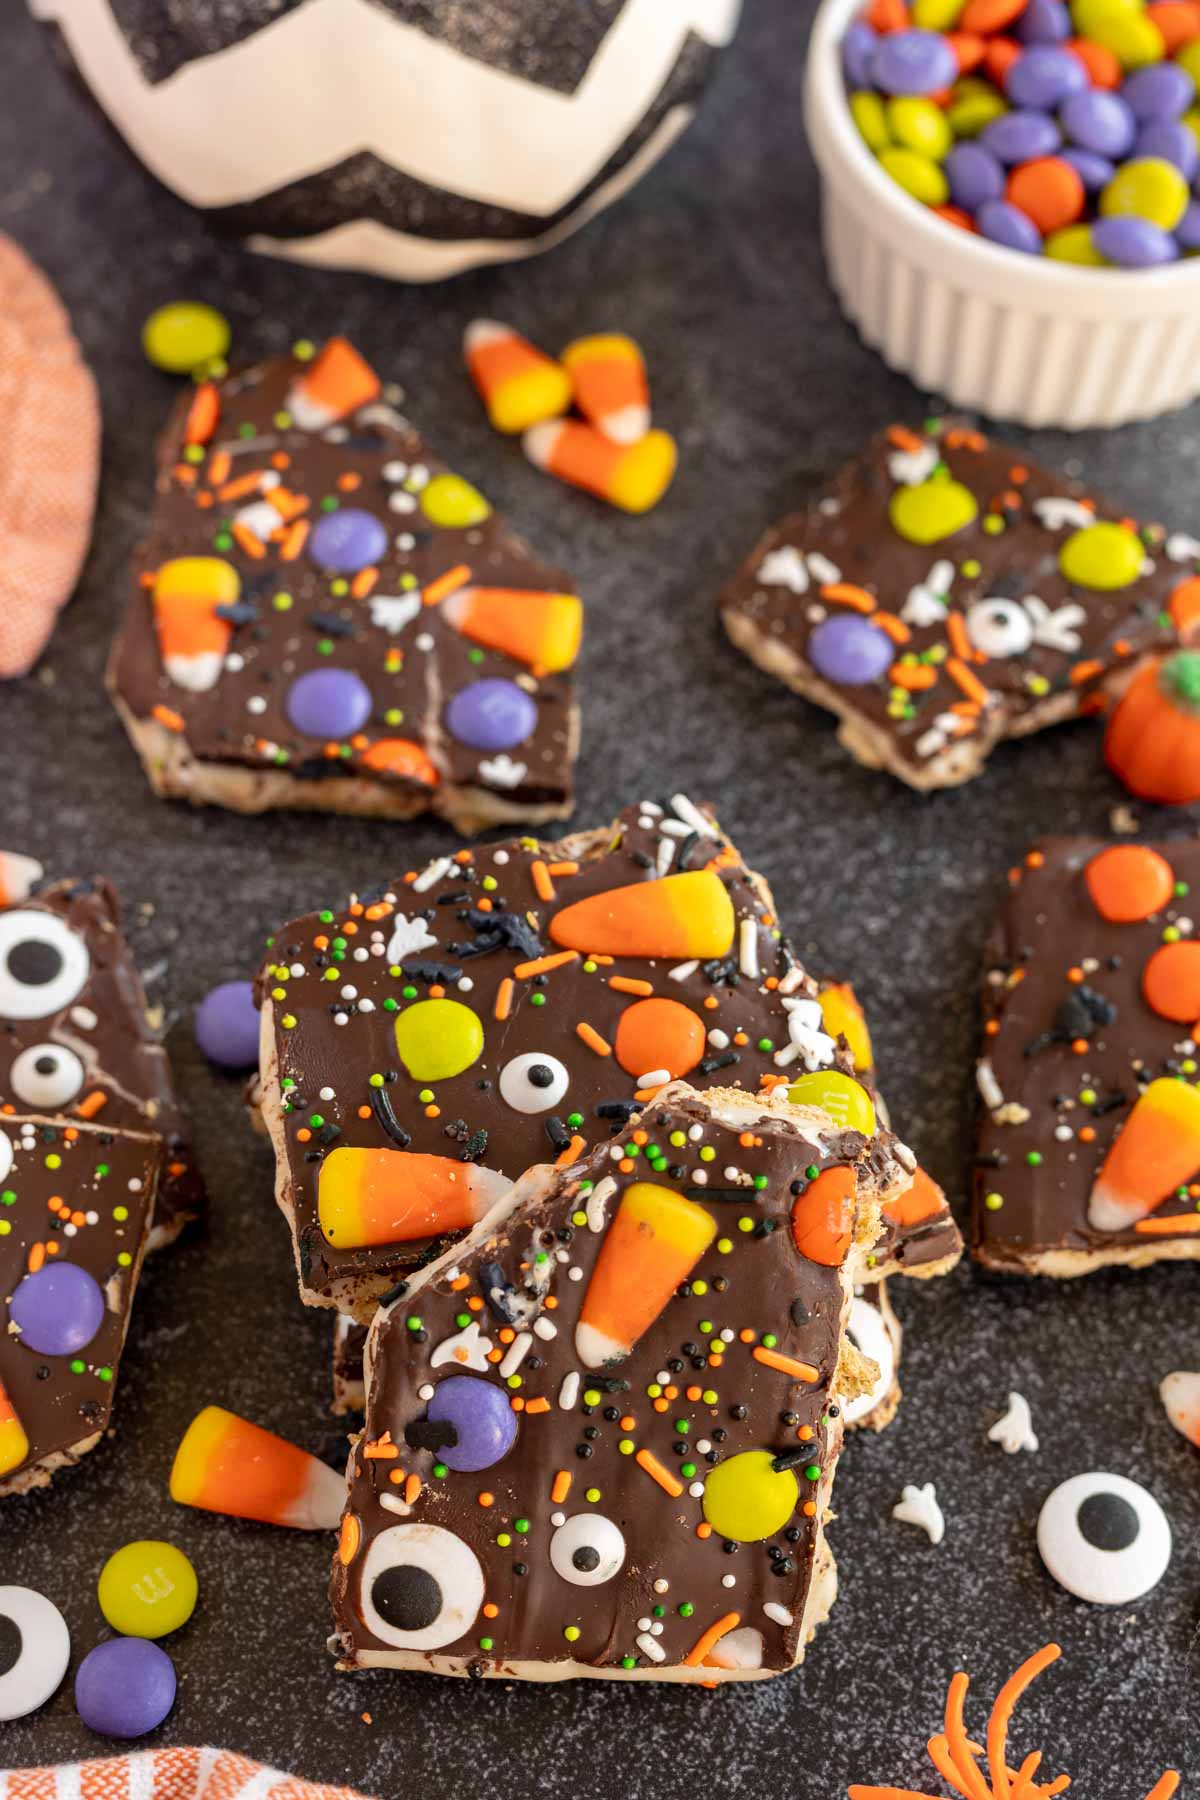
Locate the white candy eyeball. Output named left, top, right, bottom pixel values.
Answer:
left=9, top=1043, right=85, bottom=1110
left=966, top=597, right=1033, bottom=659
left=0, top=1586, right=71, bottom=1721
left=0, top=1130, right=11, bottom=1186
left=842, top=1293, right=896, bottom=1427
left=0, top=911, right=90, bottom=1021
left=549, top=1513, right=626, bottom=1587
left=498, top=1051, right=570, bottom=1114
left=1037, top=1471, right=1171, bottom=1606
left=358, top=1523, right=484, bottom=1650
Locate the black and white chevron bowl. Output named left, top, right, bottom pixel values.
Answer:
left=31, top=0, right=742, bottom=282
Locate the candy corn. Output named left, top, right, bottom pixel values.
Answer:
left=818, top=983, right=873, bottom=1072
left=318, top=1147, right=509, bottom=1250
left=170, top=1405, right=345, bottom=1530
left=440, top=586, right=583, bottom=675
left=523, top=419, right=677, bottom=515
left=1160, top=1371, right=1200, bottom=1447
left=0, top=851, right=42, bottom=906
left=576, top=1182, right=716, bottom=1367
left=152, top=557, right=239, bottom=693
left=0, top=1378, right=29, bottom=1479
left=463, top=322, right=571, bottom=436
left=1087, top=1077, right=1200, bottom=1233
left=561, top=334, right=650, bottom=446
left=549, top=870, right=735, bottom=960
left=287, top=337, right=380, bottom=432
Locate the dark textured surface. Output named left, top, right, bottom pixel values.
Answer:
left=3, top=0, right=1199, bottom=1790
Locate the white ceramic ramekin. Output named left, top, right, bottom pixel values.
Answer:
left=805, top=0, right=1200, bottom=429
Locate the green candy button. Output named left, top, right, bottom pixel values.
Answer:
left=889, top=477, right=978, bottom=546
left=1059, top=521, right=1144, bottom=591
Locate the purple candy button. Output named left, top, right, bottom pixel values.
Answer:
left=285, top=667, right=373, bottom=739
left=194, top=980, right=259, bottom=1069
left=75, top=1639, right=176, bottom=1739
left=842, top=20, right=878, bottom=87
left=1122, top=62, right=1195, bottom=123
left=978, top=198, right=1045, bottom=253
left=807, top=614, right=893, bottom=686
left=10, top=1263, right=105, bottom=1357
left=1137, top=120, right=1199, bottom=179
left=1092, top=214, right=1179, bottom=266
left=1017, top=0, right=1071, bottom=43
left=946, top=142, right=1005, bottom=210
left=980, top=109, right=1062, bottom=164
left=1060, top=89, right=1136, bottom=159
left=428, top=1376, right=518, bottom=1473
left=870, top=28, right=957, bottom=95
left=444, top=679, right=537, bottom=751
left=1178, top=200, right=1200, bottom=250
left=307, top=507, right=388, bottom=574
left=1061, top=147, right=1116, bottom=191
left=1005, top=46, right=1087, bottom=110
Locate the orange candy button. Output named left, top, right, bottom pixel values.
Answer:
left=1085, top=844, right=1175, bottom=924
left=790, top=1165, right=857, bottom=1268
left=1066, top=37, right=1121, bottom=87
left=1006, top=158, right=1084, bottom=235
left=1170, top=576, right=1200, bottom=638
left=1142, top=941, right=1200, bottom=1022
left=960, top=0, right=1025, bottom=31
left=613, top=997, right=706, bottom=1080
left=360, top=737, right=440, bottom=785
left=1145, top=0, right=1200, bottom=50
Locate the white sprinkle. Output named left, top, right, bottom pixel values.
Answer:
left=558, top=1371, right=580, bottom=1410
left=586, top=1175, right=616, bottom=1233
left=692, top=1169, right=708, bottom=1186
left=688, top=1125, right=703, bottom=1142
left=551, top=1511, right=566, bottom=1528
left=417, top=1383, right=435, bottom=1401
left=340, top=986, right=358, bottom=1001
left=721, top=1574, right=736, bottom=1589
left=388, top=489, right=417, bottom=513
left=493, top=850, right=510, bottom=864
left=650, top=1621, right=664, bottom=1637
left=246, top=695, right=267, bottom=715
left=379, top=1494, right=411, bottom=1517
left=640, top=801, right=663, bottom=817
left=977, top=1058, right=1004, bottom=1111
left=720, top=1328, right=735, bottom=1344
left=457, top=977, right=474, bottom=993
left=653, top=1578, right=669, bottom=1594
left=413, top=856, right=454, bottom=894
left=707, top=1029, right=729, bottom=1049
left=669, top=960, right=698, bottom=982
left=637, top=1616, right=652, bottom=1632
left=637, top=1068, right=670, bottom=1089
left=696, top=1440, right=711, bottom=1455
left=763, top=1602, right=793, bottom=1627
left=637, top=1633, right=666, bottom=1663
left=498, top=1331, right=532, bottom=1378
left=659, top=819, right=692, bottom=838
left=689, top=1482, right=705, bottom=1498
left=533, top=1316, right=557, bottom=1340
left=739, top=918, right=759, bottom=980
left=568, top=1266, right=583, bottom=1282
left=656, top=836, right=676, bottom=877
left=670, top=793, right=717, bottom=837
left=70, top=1006, right=98, bottom=1030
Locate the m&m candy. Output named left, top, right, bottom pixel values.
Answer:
left=97, top=1542, right=198, bottom=1640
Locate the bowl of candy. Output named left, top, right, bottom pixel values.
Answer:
left=804, top=0, right=1200, bottom=427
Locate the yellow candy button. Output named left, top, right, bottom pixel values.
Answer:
left=419, top=473, right=491, bottom=530
left=913, top=0, right=966, bottom=25
left=1059, top=520, right=1144, bottom=590
left=850, top=90, right=891, bottom=152
left=142, top=302, right=230, bottom=375
left=1100, top=156, right=1189, bottom=230
left=98, top=1541, right=198, bottom=1639
left=946, top=84, right=1008, bottom=137
left=878, top=146, right=950, bottom=206
left=1181, top=43, right=1200, bottom=89
left=1045, top=224, right=1107, bottom=265
left=1072, top=0, right=1166, bottom=65
left=886, top=97, right=953, bottom=162
left=703, top=1452, right=799, bottom=1543
left=393, top=998, right=483, bottom=1082
left=787, top=1070, right=877, bottom=1135
left=889, top=477, right=978, bottom=546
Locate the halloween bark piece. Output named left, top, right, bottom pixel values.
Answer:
left=975, top=837, right=1200, bottom=1275
left=0, top=875, right=202, bottom=1248
left=258, top=797, right=959, bottom=1321
left=720, top=421, right=1197, bottom=791
left=0, top=1115, right=161, bottom=1497
left=108, top=339, right=581, bottom=835
left=330, top=1085, right=900, bottom=1682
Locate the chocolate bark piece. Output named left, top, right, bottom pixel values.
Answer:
left=974, top=837, right=1200, bottom=1275
left=844, top=1282, right=901, bottom=1433
left=333, top=1315, right=369, bottom=1416
left=330, top=1085, right=896, bottom=1683
left=108, top=338, right=581, bottom=835
left=0, top=875, right=202, bottom=1248
left=720, top=422, right=1194, bottom=790
left=258, top=796, right=959, bottom=1320
left=0, top=1115, right=161, bottom=1496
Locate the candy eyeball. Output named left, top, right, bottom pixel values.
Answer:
left=498, top=1051, right=570, bottom=1114
left=359, top=1523, right=484, bottom=1650
left=1037, top=1471, right=1171, bottom=1605
left=0, top=1586, right=71, bottom=1721
left=0, top=911, right=90, bottom=1020
left=549, top=1513, right=626, bottom=1587
left=966, top=597, right=1033, bottom=659
left=9, top=1042, right=85, bottom=1109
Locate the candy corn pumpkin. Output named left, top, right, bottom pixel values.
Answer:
left=1105, top=650, right=1200, bottom=805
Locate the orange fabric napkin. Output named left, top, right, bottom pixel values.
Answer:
left=0, top=1748, right=379, bottom=1800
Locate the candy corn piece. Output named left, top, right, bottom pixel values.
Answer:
left=576, top=1182, right=716, bottom=1367
left=1160, top=1371, right=1200, bottom=1448
left=287, top=337, right=380, bottom=431
left=0, top=1378, right=29, bottom=1479
left=523, top=419, right=677, bottom=515
left=440, top=586, right=583, bottom=675
left=463, top=322, right=571, bottom=435
left=0, top=851, right=43, bottom=906
left=561, top=334, right=651, bottom=446
left=818, top=982, right=873, bottom=1072
left=152, top=556, right=239, bottom=693
left=170, top=1405, right=345, bottom=1529
left=883, top=1166, right=947, bottom=1230
left=1087, top=1077, right=1200, bottom=1233
left=318, top=1147, right=509, bottom=1250
left=549, top=869, right=735, bottom=960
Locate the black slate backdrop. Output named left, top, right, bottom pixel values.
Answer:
left=3, top=1, right=1199, bottom=1791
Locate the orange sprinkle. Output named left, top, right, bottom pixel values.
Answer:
left=351, top=566, right=378, bottom=599
left=514, top=951, right=579, bottom=979
left=338, top=1514, right=360, bottom=1564
left=555, top=1134, right=586, bottom=1168
left=75, top=1090, right=108, bottom=1119
left=696, top=1521, right=713, bottom=1540
left=547, top=861, right=579, bottom=877
left=636, top=1448, right=684, bottom=1497
left=477, top=1491, right=495, bottom=1507
left=494, top=978, right=514, bottom=1022
left=404, top=1473, right=422, bottom=1505
left=946, top=612, right=974, bottom=662
left=531, top=860, right=556, bottom=903
left=423, top=563, right=472, bottom=607
left=946, top=657, right=990, bottom=706
left=1070, top=658, right=1105, bottom=687
left=551, top=1470, right=573, bottom=1504
left=525, top=1396, right=551, bottom=1414
left=231, top=521, right=267, bottom=560
left=872, top=611, right=911, bottom=644
left=206, top=450, right=232, bottom=487
left=683, top=1612, right=741, bottom=1668
left=28, top=1244, right=45, bottom=1274
left=890, top=662, right=937, bottom=691
left=576, top=1021, right=611, bottom=1057
left=608, top=976, right=654, bottom=998
left=151, top=703, right=185, bottom=733
left=753, top=1346, right=819, bottom=1382
left=1137, top=1213, right=1200, bottom=1235
left=280, top=519, right=310, bottom=561
left=821, top=582, right=876, bottom=613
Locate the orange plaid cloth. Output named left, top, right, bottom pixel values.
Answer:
left=0, top=233, right=100, bottom=678
left=0, top=1749, right=379, bottom=1800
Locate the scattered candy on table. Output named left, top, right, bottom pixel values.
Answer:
left=98, top=1541, right=199, bottom=1639
left=1037, top=1470, right=1171, bottom=1602
left=170, top=1405, right=346, bottom=1529
left=142, top=303, right=231, bottom=376
left=0, top=1585, right=70, bottom=1722
left=74, top=1636, right=177, bottom=1739
left=193, top=979, right=260, bottom=1070
left=1160, top=1368, right=1200, bottom=1443
left=841, top=0, right=1200, bottom=264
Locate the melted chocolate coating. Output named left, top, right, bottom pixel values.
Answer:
left=720, top=424, right=1184, bottom=781
left=0, top=878, right=202, bottom=1243
left=332, top=1092, right=876, bottom=1677
left=0, top=1116, right=160, bottom=1492
left=109, top=345, right=578, bottom=817
left=974, top=837, right=1200, bottom=1267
